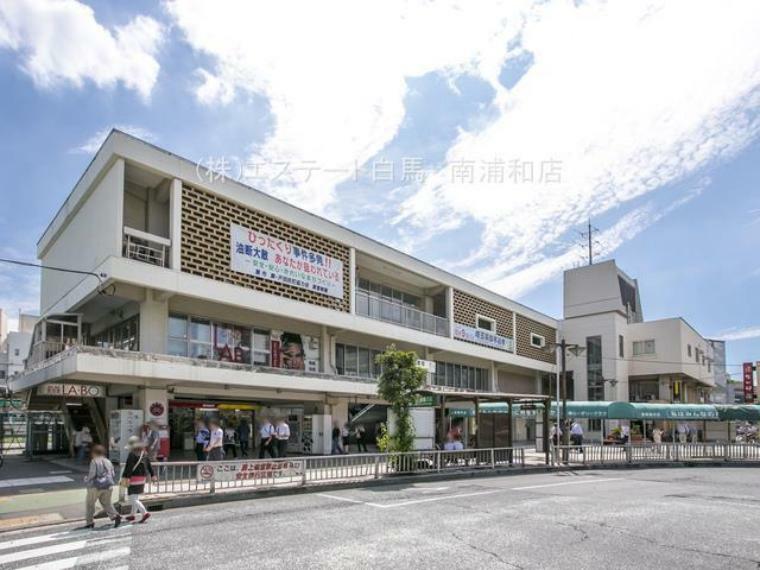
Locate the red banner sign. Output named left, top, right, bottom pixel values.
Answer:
left=743, top=362, right=754, bottom=403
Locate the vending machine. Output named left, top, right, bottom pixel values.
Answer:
left=109, top=409, right=143, bottom=464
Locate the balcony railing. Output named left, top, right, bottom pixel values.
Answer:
left=123, top=226, right=171, bottom=268
left=355, top=290, right=449, bottom=337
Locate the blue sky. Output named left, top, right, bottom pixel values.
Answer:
left=0, top=0, right=759, bottom=380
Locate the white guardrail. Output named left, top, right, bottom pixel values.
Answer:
left=145, top=448, right=525, bottom=496
left=141, top=443, right=760, bottom=499
left=551, top=442, right=760, bottom=466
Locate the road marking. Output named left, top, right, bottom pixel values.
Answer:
left=0, top=537, right=127, bottom=565
left=48, top=470, right=73, bottom=475
left=0, top=527, right=130, bottom=552
left=0, top=476, right=73, bottom=488
left=512, top=478, right=622, bottom=491
left=319, top=489, right=500, bottom=509
left=15, top=546, right=130, bottom=570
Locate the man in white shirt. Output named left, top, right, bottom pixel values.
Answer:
left=570, top=420, right=584, bottom=446
left=677, top=423, right=688, bottom=444
left=204, top=419, right=225, bottom=461
left=258, top=418, right=276, bottom=459
left=274, top=418, right=291, bottom=458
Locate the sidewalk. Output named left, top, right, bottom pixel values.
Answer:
left=0, top=456, right=88, bottom=530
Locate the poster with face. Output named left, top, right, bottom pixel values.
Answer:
left=271, top=331, right=320, bottom=372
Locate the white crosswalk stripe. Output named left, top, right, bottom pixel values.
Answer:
left=0, top=524, right=132, bottom=570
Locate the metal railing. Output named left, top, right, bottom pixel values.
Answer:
left=123, top=226, right=170, bottom=268
left=355, top=290, right=449, bottom=337
left=144, top=447, right=525, bottom=497
left=551, top=442, right=760, bottom=465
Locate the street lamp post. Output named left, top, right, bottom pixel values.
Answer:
left=546, top=339, right=585, bottom=462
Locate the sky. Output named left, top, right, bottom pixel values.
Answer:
left=0, top=0, right=759, bottom=379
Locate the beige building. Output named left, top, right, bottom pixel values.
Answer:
left=11, top=130, right=557, bottom=455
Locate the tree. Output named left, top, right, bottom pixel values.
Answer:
left=375, top=345, right=427, bottom=453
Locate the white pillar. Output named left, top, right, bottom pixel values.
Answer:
left=447, top=286, right=454, bottom=338
left=320, top=325, right=333, bottom=373
left=139, top=290, right=168, bottom=354
left=349, top=247, right=356, bottom=314
left=169, top=178, right=182, bottom=271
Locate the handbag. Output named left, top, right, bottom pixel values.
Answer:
left=93, top=461, right=115, bottom=490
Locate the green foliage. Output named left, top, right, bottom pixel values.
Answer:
left=375, top=423, right=391, bottom=453
left=375, top=345, right=427, bottom=453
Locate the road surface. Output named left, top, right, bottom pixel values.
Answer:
left=0, top=466, right=758, bottom=569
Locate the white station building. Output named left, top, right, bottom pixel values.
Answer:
left=10, top=130, right=558, bottom=456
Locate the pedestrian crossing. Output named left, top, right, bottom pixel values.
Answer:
left=0, top=524, right=132, bottom=569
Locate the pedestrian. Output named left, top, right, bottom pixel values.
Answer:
left=83, top=444, right=121, bottom=529
left=341, top=423, right=350, bottom=454
left=76, top=426, right=93, bottom=463
left=677, top=422, right=688, bottom=444
left=570, top=420, right=584, bottom=451
left=194, top=420, right=210, bottom=461
left=120, top=436, right=156, bottom=524
left=275, top=418, right=291, bottom=458
left=237, top=418, right=251, bottom=457
left=258, top=417, right=276, bottom=458
left=652, top=426, right=663, bottom=453
left=550, top=423, right=562, bottom=446
left=331, top=424, right=343, bottom=455
left=205, top=419, right=225, bottom=461
left=223, top=423, right=238, bottom=458
left=621, top=424, right=630, bottom=445
left=690, top=425, right=699, bottom=444
left=145, top=421, right=161, bottom=463
left=451, top=433, right=464, bottom=451
left=355, top=424, right=368, bottom=453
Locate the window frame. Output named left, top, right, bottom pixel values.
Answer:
left=475, top=314, right=496, bottom=333
left=530, top=333, right=546, bottom=349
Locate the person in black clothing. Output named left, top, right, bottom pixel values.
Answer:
left=121, top=436, right=156, bottom=524
left=331, top=425, right=343, bottom=454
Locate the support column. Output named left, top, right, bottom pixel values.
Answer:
left=447, top=286, right=454, bottom=338
left=320, top=325, right=332, bottom=373
left=169, top=178, right=183, bottom=271
left=349, top=247, right=356, bottom=314
left=475, top=397, right=481, bottom=449
left=139, top=387, right=169, bottom=460
left=139, top=290, right=169, bottom=354
left=490, top=362, right=498, bottom=392
left=439, top=394, right=447, bottom=445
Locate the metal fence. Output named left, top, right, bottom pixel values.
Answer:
left=552, top=442, right=760, bottom=465
left=145, top=447, right=525, bottom=497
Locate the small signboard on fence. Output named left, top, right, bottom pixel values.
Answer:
left=197, top=460, right=305, bottom=483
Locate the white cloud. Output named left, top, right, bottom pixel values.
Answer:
left=72, top=125, right=156, bottom=154
left=166, top=0, right=760, bottom=298
left=165, top=0, right=531, bottom=212
left=398, top=1, right=760, bottom=297
left=715, top=326, right=760, bottom=342
left=0, top=0, right=163, bottom=101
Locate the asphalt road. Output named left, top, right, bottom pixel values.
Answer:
left=1, top=466, right=759, bottom=569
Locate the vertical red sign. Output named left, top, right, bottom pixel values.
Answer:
left=743, top=362, right=754, bottom=403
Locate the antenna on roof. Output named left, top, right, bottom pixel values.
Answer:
left=578, top=218, right=601, bottom=265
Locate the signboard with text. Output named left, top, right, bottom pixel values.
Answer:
left=37, top=383, right=104, bottom=398
left=197, top=460, right=305, bottom=483
left=453, top=323, right=513, bottom=352
left=230, top=223, right=344, bottom=299
left=743, top=362, right=754, bottom=403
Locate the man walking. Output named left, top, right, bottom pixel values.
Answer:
left=205, top=419, right=225, bottom=461
left=259, top=417, right=276, bottom=458
left=275, top=418, right=291, bottom=458
left=194, top=420, right=209, bottom=461
left=237, top=418, right=251, bottom=457
left=570, top=419, right=584, bottom=451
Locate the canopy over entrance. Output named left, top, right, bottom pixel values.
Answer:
left=715, top=405, right=760, bottom=421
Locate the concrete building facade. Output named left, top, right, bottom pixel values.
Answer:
left=10, top=130, right=557, bottom=456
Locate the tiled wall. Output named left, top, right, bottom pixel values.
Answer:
left=180, top=186, right=351, bottom=312
left=452, top=289, right=514, bottom=337
left=515, top=314, right=557, bottom=364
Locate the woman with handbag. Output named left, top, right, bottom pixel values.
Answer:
left=83, top=444, right=121, bottom=529
left=121, top=436, right=157, bottom=523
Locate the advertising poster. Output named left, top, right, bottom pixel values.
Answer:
left=270, top=330, right=320, bottom=373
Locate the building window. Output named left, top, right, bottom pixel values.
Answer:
left=695, top=348, right=700, bottom=363
left=587, top=336, right=604, bottom=401
left=618, top=335, right=624, bottom=358
left=168, top=314, right=268, bottom=364
left=13, top=348, right=19, bottom=357
left=252, top=329, right=270, bottom=365
left=632, top=339, right=655, bottom=356
left=335, top=343, right=382, bottom=378
left=0, top=370, right=5, bottom=379
left=707, top=360, right=711, bottom=373
left=475, top=315, right=496, bottom=332
left=530, top=333, right=546, bottom=349
left=357, top=278, right=421, bottom=310
left=433, top=361, right=489, bottom=391
left=687, top=344, right=692, bottom=357
left=90, top=315, right=139, bottom=351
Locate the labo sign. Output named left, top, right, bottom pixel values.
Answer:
left=37, top=383, right=105, bottom=398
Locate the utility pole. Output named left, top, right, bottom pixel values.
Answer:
left=579, top=218, right=600, bottom=266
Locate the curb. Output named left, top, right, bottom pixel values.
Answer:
left=1, top=461, right=757, bottom=533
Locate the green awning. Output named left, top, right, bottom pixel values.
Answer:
left=715, top=405, right=760, bottom=421
left=448, top=401, right=722, bottom=420
left=454, top=401, right=616, bottom=419
left=612, top=403, right=719, bottom=420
